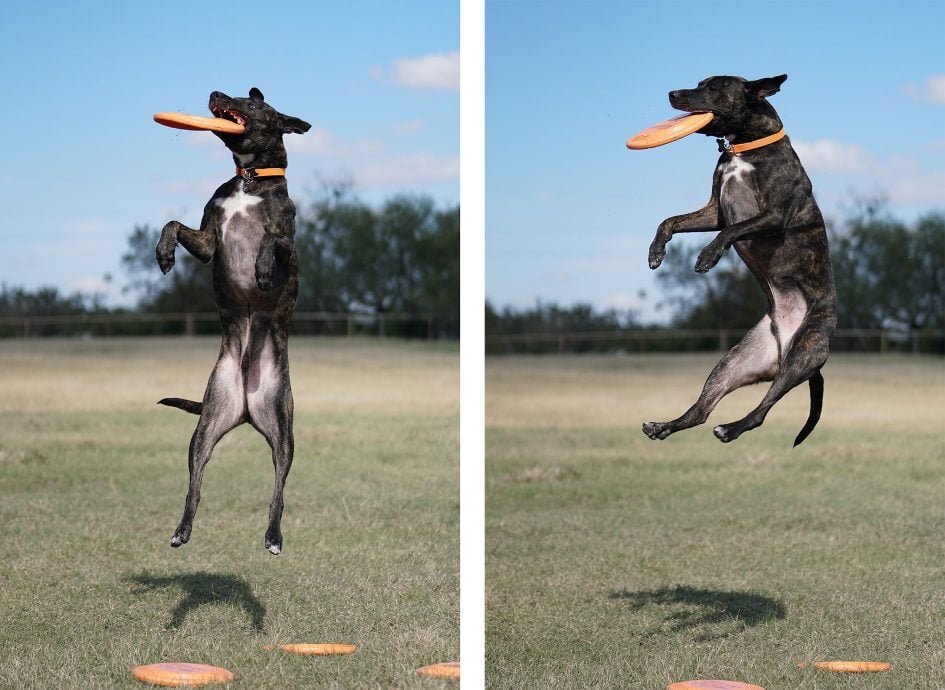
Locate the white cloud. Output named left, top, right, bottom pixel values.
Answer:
left=598, top=292, right=645, bottom=312
left=286, top=129, right=458, bottom=189
left=393, top=118, right=427, bottom=135
left=793, top=139, right=872, bottom=172
left=903, top=74, right=945, bottom=104
left=67, top=276, right=110, bottom=294
left=929, top=75, right=945, bottom=104
left=385, top=51, right=460, bottom=91
left=886, top=170, right=945, bottom=205
left=358, top=152, right=459, bottom=187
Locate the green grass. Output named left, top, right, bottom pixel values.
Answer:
left=486, top=353, right=945, bottom=689
left=0, top=337, right=458, bottom=688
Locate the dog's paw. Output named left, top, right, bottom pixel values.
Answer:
left=170, top=523, right=191, bottom=547
left=156, top=242, right=177, bottom=274
left=265, top=534, right=282, bottom=555
left=642, top=421, right=672, bottom=440
left=648, top=243, right=666, bottom=270
left=713, top=424, right=738, bottom=443
left=694, top=242, right=725, bottom=273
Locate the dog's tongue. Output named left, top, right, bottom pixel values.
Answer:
left=626, top=112, right=714, bottom=150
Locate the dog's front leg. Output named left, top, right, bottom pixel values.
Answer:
left=693, top=209, right=784, bottom=273
left=156, top=221, right=216, bottom=274
left=255, top=235, right=295, bottom=291
left=649, top=197, right=720, bottom=269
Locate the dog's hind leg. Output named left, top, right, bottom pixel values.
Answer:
left=713, top=323, right=830, bottom=444
left=643, top=316, right=779, bottom=440
left=171, top=345, right=246, bottom=547
left=245, top=331, right=294, bottom=555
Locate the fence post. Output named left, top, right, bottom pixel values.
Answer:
left=347, top=315, right=353, bottom=337
left=184, top=313, right=195, bottom=336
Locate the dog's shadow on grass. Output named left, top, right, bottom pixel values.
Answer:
left=128, top=572, right=266, bottom=633
left=609, top=585, right=786, bottom=641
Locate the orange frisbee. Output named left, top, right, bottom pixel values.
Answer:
left=262, top=643, right=357, bottom=655
left=416, top=661, right=460, bottom=679
left=667, top=681, right=765, bottom=690
left=154, top=112, right=246, bottom=134
left=799, top=660, right=891, bottom=673
left=131, top=662, right=234, bottom=687
left=626, top=112, right=714, bottom=150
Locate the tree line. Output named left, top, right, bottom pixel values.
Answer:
left=1, top=185, right=459, bottom=339
left=487, top=205, right=944, bottom=354
left=2, top=195, right=941, bottom=349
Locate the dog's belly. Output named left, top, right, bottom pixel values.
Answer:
left=719, top=156, right=759, bottom=224
left=769, top=284, right=807, bottom=356
left=216, top=189, right=266, bottom=302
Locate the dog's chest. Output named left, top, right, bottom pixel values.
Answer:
left=718, top=156, right=760, bottom=224
left=215, top=188, right=266, bottom=294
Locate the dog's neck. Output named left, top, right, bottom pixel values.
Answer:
left=229, top=139, right=289, bottom=172
left=723, top=104, right=783, bottom=145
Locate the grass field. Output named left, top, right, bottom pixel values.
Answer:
left=0, top=337, right=458, bottom=688
left=486, top=353, right=945, bottom=689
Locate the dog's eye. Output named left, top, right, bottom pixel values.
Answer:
left=248, top=103, right=256, bottom=110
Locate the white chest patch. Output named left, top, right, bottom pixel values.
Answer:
left=217, top=190, right=262, bottom=242
left=719, top=156, right=759, bottom=224
left=721, top=156, right=755, bottom=185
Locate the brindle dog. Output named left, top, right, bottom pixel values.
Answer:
left=642, top=75, right=836, bottom=446
left=156, top=88, right=310, bottom=553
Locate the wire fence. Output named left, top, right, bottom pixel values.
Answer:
left=1, top=313, right=941, bottom=354
left=0, top=311, right=439, bottom=340
left=486, top=328, right=945, bottom=355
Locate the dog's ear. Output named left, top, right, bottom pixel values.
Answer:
left=249, top=87, right=265, bottom=102
left=280, top=114, right=312, bottom=135
left=746, top=74, right=787, bottom=100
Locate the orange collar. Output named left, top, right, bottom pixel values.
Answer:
left=236, top=166, right=286, bottom=180
left=725, top=129, right=786, bottom=155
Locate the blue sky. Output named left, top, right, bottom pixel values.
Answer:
left=486, top=0, right=945, bottom=322
left=1, top=1, right=458, bottom=305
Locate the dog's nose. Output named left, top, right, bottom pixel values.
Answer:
left=210, top=91, right=223, bottom=100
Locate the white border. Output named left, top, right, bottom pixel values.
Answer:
left=460, top=0, right=485, bottom=686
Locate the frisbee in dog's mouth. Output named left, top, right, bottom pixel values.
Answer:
left=153, top=111, right=246, bottom=134
left=626, top=111, right=714, bottom=150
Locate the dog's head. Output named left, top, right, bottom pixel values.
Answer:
left=208, top=88, right=311, bottom=167
left=668, top=75, right=786, bottom=139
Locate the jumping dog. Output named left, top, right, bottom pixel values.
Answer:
left=642, top=74, right=836, bottom=446
left=156, top=88, right=311, bottom=553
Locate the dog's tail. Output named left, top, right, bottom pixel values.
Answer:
left=793, top=370, right=824, bottom=447
left=158, top=397, right=203, bottom=415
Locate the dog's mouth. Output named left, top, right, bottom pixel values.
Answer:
left=210, top=105, right=248, bottom=129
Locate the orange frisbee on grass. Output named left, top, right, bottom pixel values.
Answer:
left=153, top=112, right=246, bottom=134
left=416, top=661, right=460, bottom=679
left=131, top=662, right=233, bottom=687
left=667, top=681, right=765, bottom=690
left=799, top=660, right=891, bottom=673
left=626, top=112, right=714, bottom=150
left=262, top=643, right=357, bottom=655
